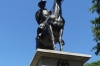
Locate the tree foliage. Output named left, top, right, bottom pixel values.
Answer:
left=90, top=0, right=100, bottom=55
left=84, top=60, right=100, bottom=66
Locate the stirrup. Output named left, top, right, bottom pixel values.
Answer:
left=36, top=36, right=41, bottom=41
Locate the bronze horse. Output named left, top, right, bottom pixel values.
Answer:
left=36, top=0, right=65, bottom=51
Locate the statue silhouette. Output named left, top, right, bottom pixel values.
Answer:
left=35, top=0, right=65, bottom=51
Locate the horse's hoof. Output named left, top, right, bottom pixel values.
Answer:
left=61, top=40, right=65, bottom=45
left=53, top=48, right=56, bottom=51
left=60, top=49, right=63, bottom=51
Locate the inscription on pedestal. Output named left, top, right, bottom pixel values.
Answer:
left=57, top=60, right=69, bottom=66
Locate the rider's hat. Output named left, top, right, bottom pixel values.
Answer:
left=38, top=0, right=46, bottom=8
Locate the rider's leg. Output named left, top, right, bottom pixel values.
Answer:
left=36, top=23, right=45, bottom=41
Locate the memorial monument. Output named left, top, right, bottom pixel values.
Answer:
left=35, top=0, right=65, bottom=51
left=30, top=0, right=91, bottom=66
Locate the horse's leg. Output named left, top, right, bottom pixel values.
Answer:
left=58, top=28, right=64, bottom=51
left=49, top=25, right=56, bottom=50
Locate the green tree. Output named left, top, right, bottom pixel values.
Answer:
left=84, top=60, right=100, bottom=66
left=89, top=0, right=100, bottom=55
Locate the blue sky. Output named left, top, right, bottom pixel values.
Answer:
left=0, top=0, right=100, bottom=66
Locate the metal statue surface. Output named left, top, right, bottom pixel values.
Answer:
left=35, top=0, right=65, bottom=51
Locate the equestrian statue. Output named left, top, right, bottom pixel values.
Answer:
left=35, top=0, right=65, bottom=51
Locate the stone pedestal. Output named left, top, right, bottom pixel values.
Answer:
left=30, top=49, right=91, bottom=66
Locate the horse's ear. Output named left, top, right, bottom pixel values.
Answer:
left=49, top=11, right=52, bottom=15
left=62, top=0, right=64, bottom=3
